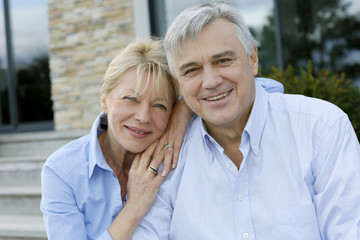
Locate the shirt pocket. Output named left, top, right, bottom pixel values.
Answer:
left=272, top=204, right=322, bottom=240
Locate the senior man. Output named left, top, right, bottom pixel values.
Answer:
left=133, top=2, right=360, bottom=240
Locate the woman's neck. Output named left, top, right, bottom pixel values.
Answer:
left=98, top=131, right=136, bottom=201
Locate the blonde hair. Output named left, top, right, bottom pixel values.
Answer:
left=102, top=38, right=179, bottom=103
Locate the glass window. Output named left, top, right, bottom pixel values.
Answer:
left=275, top=0, right=360, bottom=85
left=11, top=0, right=52, bottom=124
left=0, top=0, right=10, bottom=125
left=10, top=0, right=52, bottom=125
left=233, top=0, right=277, bottom=73
left=1, top=0, right=52, bottom=131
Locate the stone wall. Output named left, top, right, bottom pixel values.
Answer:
left=47, top=0, right=135, bottom=131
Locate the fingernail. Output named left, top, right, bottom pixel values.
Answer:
left=162, top=170, right=166, bottom=176
left=172, top=163, right=176, bottom=169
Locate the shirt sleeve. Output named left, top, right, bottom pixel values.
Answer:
left=256, top=77, right=284, bottom=93
left=40, top=165, right=112, bottom=240
left=312, top=116, right=360, bottom=240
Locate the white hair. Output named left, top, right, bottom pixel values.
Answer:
left=164, top=2, right=257, bottom=76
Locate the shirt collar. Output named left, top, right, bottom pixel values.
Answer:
left=201, top=119, right=224, bottom=145
left=198, top=81, right=269, bottom=158
left=88, top=112, right=110, bottom=179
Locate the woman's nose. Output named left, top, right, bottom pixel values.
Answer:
left=135, top=103, right=150, bottom=123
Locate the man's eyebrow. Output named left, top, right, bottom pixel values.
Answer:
left=179, top=62, right=199, bottom=73
left=211, top=51, right=236, bottom=60
left=178, top=51, right=236, bottom=73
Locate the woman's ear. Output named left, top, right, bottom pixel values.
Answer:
left=250, top=47, right=259, bottom=76
left=101, top=90, right=108, bottom=114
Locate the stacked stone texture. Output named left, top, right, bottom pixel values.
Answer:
left=47, top=0, right=135, bottom=130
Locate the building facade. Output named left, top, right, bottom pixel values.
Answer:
left=47, top=0, right=135, bottom=131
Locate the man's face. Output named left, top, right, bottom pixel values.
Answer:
left=172, top=18, right=258, bottom=130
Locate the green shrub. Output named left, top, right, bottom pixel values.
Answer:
left=261, top=61, right=360, bottom=140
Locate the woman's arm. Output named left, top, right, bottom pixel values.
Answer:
left=155, top=98, right=193, bottom=175
left=41, top=166, right=90, bottom=239
left=107, top=141, right=166, bottom=240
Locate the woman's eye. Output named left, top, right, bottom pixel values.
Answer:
left=124, top=96, right=136, bottom=102
left=154, top=104, right=167, bottom=110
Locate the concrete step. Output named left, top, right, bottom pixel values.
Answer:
left=0, top=214, right=46, bottom=240
left=0, top=130, right=88, bottom=157
left=0, top=156, right=46, bottom=185
left=0, top=186, right=41, bottom=215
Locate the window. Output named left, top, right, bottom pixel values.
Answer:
left=275, top=0, right=360, bottom=85
left=0, top=0, right=53, bottom=132
left=0, top=0, right=10, bottom=125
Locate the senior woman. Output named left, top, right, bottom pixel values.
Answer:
left=40, top=38, right=186, bottom=240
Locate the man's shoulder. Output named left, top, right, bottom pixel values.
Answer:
left=269, top=93, right=347, bottom=126
left=175, top=116, right=203, bottom=168
left=182, top=116, right=204, bottom=149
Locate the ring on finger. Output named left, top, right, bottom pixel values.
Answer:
left=148, top=165, right=158, bottom=175
left=164, top=142, right=172, bottom=150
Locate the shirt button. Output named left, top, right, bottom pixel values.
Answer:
left=243, top=232, right=249, bottom=239
left=253, top=145, right=258, bottom=150
left=226, top=162, right=231, bottom=168
left=237, top=195, right=243, bottom=201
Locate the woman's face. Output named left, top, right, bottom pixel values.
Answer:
left=101, top=69, right=175, bottom=153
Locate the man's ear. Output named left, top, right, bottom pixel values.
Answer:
left=101, top=90, right=108, bottom=114
left=250, top=47, right=259, bottom=76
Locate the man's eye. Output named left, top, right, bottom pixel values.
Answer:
left=124, top=96, right=136, bottom=102
left=183, top=67, right=199, bottom=76
left=217, top=58, right=232, bottom=65
left=154, top=104, right=167, bottom=110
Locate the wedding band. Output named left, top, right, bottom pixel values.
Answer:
left=148, top=166, right=158, bottom=175
left=164, top=142, right=172, bottom=150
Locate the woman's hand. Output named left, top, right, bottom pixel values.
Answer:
left=126, top=141, right=165, bottom=217
left=108, top=141, right=165, bottom=240
left=154, top=98, right=193, bottom=175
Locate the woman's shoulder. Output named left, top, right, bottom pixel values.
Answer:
left=43, top=134, right=91, bottom=178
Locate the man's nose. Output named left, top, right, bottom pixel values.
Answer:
left=202, top=65, right=222, bottom=89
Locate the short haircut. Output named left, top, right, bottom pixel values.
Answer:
left=102, top=38, right=179, bottom=103
left=164, top=2, right=257, bottom=76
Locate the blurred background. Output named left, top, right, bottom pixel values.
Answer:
left=0, top=0, right=359, bottom=239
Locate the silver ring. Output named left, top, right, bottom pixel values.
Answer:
left=164, top=142, right=172, bottom=150
left=148, top=166, right=158, bottom=175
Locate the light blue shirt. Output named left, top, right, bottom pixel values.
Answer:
left=41, top=113, right=117, bottom=240
left=39, top=78, right=282, bottom=239
left=133, top=81, right=360, bottom=240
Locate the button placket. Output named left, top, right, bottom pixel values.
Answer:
left=226, top=162, right=231, bottom=169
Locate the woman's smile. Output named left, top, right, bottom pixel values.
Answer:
left=125, top=125, right=152, bottom=139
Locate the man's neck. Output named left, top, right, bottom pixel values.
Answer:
left=204, top=108, right=251, bottom=170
